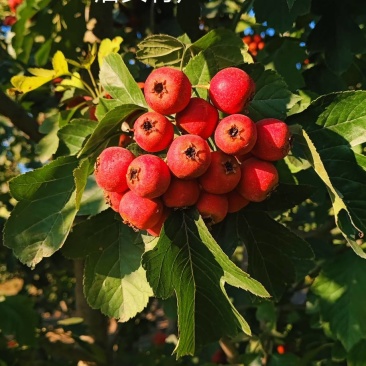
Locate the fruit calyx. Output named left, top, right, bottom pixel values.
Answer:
left=152, top=80, right=167, bottom=98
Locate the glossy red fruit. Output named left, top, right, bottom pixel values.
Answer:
left=127, top=154, right=171, bottom=198
left=144, top=67, right=192, bottom=115
left=196, top=192, right=228, bottom=225
left=163, top=177, right=200, bottom=208
left=251, top=118, right=291, bottom=161
left=167, top=134, right=211, bottom=179
left=227, top=190, right=250, bottom=213
left=199, top=151, right=241, bottom=194
left=94, top=147, right=135, bottom=193
left=104, top=191, right=124, bottom=212
left=146, top=208, right=171, bottom=237
left=175, top=97, right=219, bottom=139
left=119, top=191, right=163, bottom=230
left=214, top=114, right=257, bottom=156
left=237, top=157, right=279, bottom=202
left=133, top=111, right=174, bottom=152
left=209, top=67, right=255, bottom=114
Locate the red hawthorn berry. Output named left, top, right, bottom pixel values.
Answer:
left=166, top=134, right=211, bottom=179
left=175, top=97, right=219, bottom=139
left=144, top=67, right=192, bottom=115
left=198, top=151, right=241, bottom=194
left=146, top=207, right=171, bottom=237
left=133, top=111, right=174, bottom=152
left=209, top=67, right=255, bottom=114
left=214, top=114, right=257, bottom=156
left=94, top=147, right=135, bottom=193
left=237, top=157, right=279, bottom=202
left=162, top=177, right=201, bottom=208
left=119, top=190, right=163, bottom=230
left=126, top=154, right=171, bottom=199
left=196, top=191, right=228, bottom=225
left=251, top=118, right=291, bottom=161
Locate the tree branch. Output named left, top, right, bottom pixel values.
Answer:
left=0, top=90, right=43, bottom=142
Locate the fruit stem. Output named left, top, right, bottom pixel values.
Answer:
left=88, top=68, right=99, bottom=97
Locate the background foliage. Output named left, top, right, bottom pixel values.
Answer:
left=1, top=0, right=366, bottom=365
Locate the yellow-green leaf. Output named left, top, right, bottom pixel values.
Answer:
left=52, top=50, right=69, bottom=75
left=27, top=68, right=55, bottom=77
left=98, top=36, right=123, bottom=68
left=11, top=75, right=53, bottom=94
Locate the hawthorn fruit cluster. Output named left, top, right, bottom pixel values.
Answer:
left=94, top=66, right=291, bottom=236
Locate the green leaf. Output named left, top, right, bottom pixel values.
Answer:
left=36, top=114, right=60, bottom=163
left=77, top=176, right=108, bottom=216
left=246, top=63, right=299, bottom=121
left=184, top=51, right=217, bottom=99
left=3, top=156, right=79, bottom=268
left=136, top=34, right=186, bottom=68
left=257, top=38, right=306, bottom=91
left=214, top=211, right=314, bottom=300
left=190, top=28, right=252, bottom=69
left=78, top=212, right=153, bottom=322
left=254, top=0, right=311, bottom=33
left=347, top=340, right=366, bottom=366
left=57, top=119, right=97, bottom=156
left=99, top=53, right=147, bottom=108
left=142, top=209, right=268, bottom=357
left=78, top=104, right=145, bottom=157
left=95, top=98, right=122, bottom=121
left=294, top=92, right=366, bottom=147
left=247, top=183, right=316, bottom=212
left=0, top=295, right=38, bottom=346
left=74, top=158, right=93, bottom=209
left=307, top=6, right=366, bottom=75
left=289, top=91, right=366, bottom=256
left=63, top=210, right=116, bottom=260
left=311, top=250, right=366, bottom=351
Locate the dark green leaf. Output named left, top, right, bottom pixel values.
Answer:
left=62, top=210, right=117, bottom=259
left=142, top=209, right=268, bottom=357
left=136, top=34, right=186, bottom=68
left=0, top=295, right=38, bottom=346
left=78, top=104, right=145, bottom=157
left=57, top=119, right=97, bottom=156
left=254, top=0, right=311, bottom=33
left=257, top=38, right=306, bottom=91
left=3, top=156, right=79, bottom=268
left=268, top=353, right=301, bottom=366
left=77, top=176, right=108, bottom=216
left=347, top=340, right=366, bottom=366
left=220, top=210, right=314, bottom=300
left=247, top=183, right=316, bottom=212
left=99, top=53, right=147, bottom=108
left=311, top=251, right=366, bottom=351
left=307, top=6, right=366, bottom=74
left=246, top=63, right=299, bottom=121
left=289, top=91, right=366, bottom=256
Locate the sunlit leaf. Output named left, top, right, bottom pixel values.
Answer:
left=143, top=209, right=268, bottom=357
left=3, top=156, right=79, bottom=268
left=98, top=36, right=124, bottom=68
